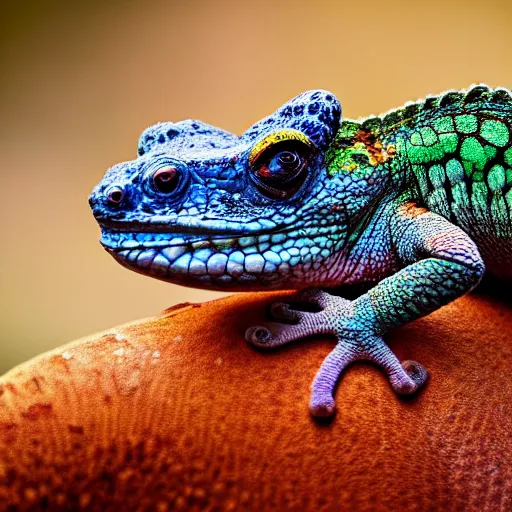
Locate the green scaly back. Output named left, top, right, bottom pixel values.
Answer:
left=328, top=85, right=512, bottom=239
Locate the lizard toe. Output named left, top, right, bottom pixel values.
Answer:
left=309, top=394, right=336, bottom=418
left=268, top=302, right=302, bottom=324
left=401, top=360, right=428, bottom=389
left=245, top=326, right=274, bottom=348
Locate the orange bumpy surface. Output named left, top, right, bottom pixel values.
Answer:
left=0, top=291, right=511, bottom=511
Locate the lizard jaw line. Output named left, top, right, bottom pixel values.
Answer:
left=99, top=225, right=345, bottom=290
left=100, top=229, right=271, bottom=254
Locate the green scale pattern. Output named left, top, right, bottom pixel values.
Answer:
left=404, top=111, right=511, bottom=236
left=328, top=86, right=512, bottom=242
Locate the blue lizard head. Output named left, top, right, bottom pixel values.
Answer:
left=89, top=90, right=360, bottom=290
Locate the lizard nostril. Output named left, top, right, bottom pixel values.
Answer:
left=106, top=186, right=125, bottom=206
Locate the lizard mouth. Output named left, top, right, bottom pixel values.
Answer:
left=101, top=229, right=256, bottom=253
left=99, top=221, right=343, bottom=290
left=101, top=230, right=289, bottom=289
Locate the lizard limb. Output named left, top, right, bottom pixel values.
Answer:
left=246, top=204, right=485, bottom=417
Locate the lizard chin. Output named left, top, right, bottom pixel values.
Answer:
left=99, top=228, right=341, bottom=291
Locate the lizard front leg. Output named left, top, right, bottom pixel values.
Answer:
left=245, top=204, right=485, bottom=417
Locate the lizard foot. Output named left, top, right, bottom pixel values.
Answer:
left=245, top=289, right=428, bottom=418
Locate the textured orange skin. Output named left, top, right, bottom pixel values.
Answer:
left=0, top=291, right=511, bottom=511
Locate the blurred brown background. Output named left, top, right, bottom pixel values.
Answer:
left=1, top=0, right=511, bottom=373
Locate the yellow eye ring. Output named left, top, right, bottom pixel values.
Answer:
left=248, top=129, right=315, bottom=167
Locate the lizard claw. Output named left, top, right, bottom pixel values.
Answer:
left=268, top=302, right=301, bottom=324
left=266, top=289, right=331, bottom=324
left=245, top=289, right=428, bottom=417
left=286, top=288, right=334, bottom=309
left=245, top=326, right=274, bottom=347
left=309, top=394, right=336, bottom=418
left=245, top=316, right=315, bottom=349
left=401, top=360, right=428, bottom=389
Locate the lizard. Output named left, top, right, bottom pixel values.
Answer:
left=89, top=85, right=512, bottom=418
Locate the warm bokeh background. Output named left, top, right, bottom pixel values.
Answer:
left=1, top=0, right=511, bottom=373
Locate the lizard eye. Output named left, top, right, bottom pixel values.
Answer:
left=275, top=150, right=300, bottom=170
left=250, top=142, right=311, bottom=200
left=106, top=186, right=125, bottom=206
left=257, top=150, right=302, bottom=182
left=153, top=166, right=180, bottom=194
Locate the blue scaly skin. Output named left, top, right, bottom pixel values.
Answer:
left=90, top=85, right=512, bottom=417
